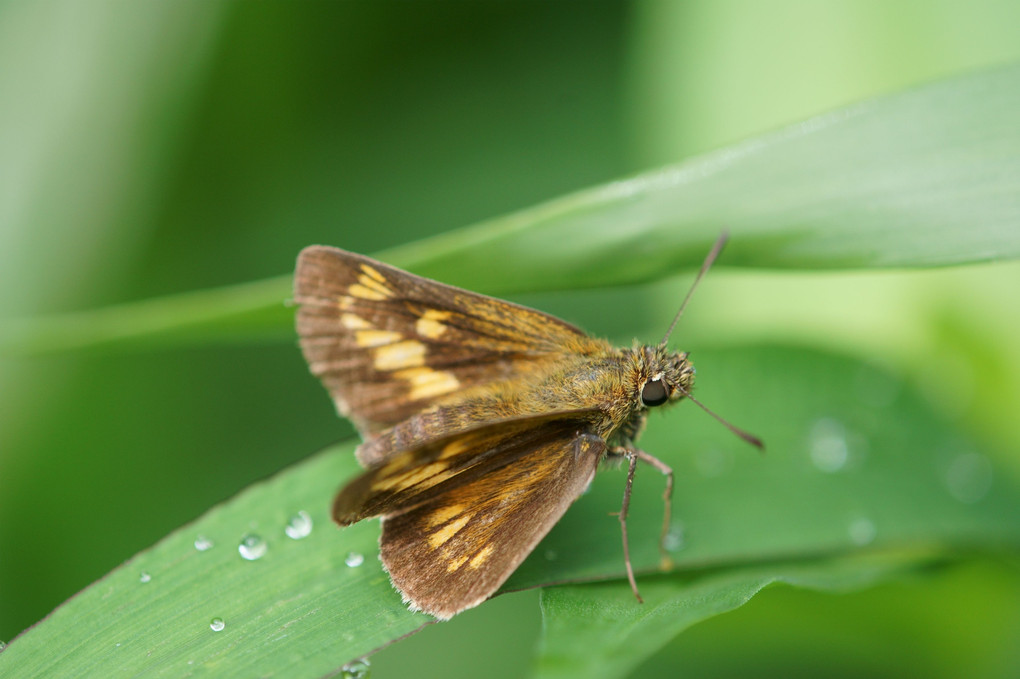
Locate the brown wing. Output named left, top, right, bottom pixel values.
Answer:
left=375, top=426, right=606, bottom=619
left=294, top=246, right=599, bottom=436
left=332, top=411, right=600, bottom=525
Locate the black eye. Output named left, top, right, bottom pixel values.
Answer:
left=641, top=379, right=669, bottom=407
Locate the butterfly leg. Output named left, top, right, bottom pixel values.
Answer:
left=632, top=449, right=675, bottom=570
left=617, top=450, right=644, bottom=604
left=611, top=445, right=676, bottom=603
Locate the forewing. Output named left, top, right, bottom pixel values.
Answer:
left=294, top=246, right=596, bottom=435
left=332, top=411, right=599, bottom=525
left=379, top=430, right=606, bottom=620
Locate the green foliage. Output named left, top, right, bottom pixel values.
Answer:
left=5, top=344, right=1018, bottom=677
left=3, top=3, right=1020, bottom=679
left=7, top=69, right=1020, bottom=672
left=5, top=63, right=1020, bottom=357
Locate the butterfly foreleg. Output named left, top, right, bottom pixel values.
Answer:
left=609, top=445, right=675, bottom=603
left=632, top=448, right=675, bottom=570
left=616, top=450, right=643, bottom=603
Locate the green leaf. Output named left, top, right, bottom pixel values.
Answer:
left=4, top=63, right=1020, bottom=356
left=534, top=556, right=918, bottom=679
left=3, top=346, right=1017, bottom=677
left=505, top=346, right=1019, bottom=593
left=0, top=442, right=434, bottom=677
left=5, top=60, right=1020, bottom=678
left=383, top=61, right=1020, bottom=289
left=521, top=345, right=1020, bottom=678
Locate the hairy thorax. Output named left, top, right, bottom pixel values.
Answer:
left=356, top=342, right=693, bottom=467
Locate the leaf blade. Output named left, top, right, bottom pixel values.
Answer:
left=6, top=64, right=1020, bottom=356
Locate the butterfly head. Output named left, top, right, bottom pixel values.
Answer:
left=637, top=344, right=695, bottom=409
left=640, top=233, right=727, bottom=409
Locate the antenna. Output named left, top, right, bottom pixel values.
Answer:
left=676, top=384, right=764, bottom=450
left=660, top=231, right=762, bottom=450
left=660, top=231, right=729, bottom=347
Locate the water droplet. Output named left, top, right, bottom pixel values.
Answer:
left=809, top=418, right=849, bottom=472
left=285, top=511, right=314, bottom=540
left=139, top=572, right=151, bottom=584
left=0, top=640, right=7, bottom=652
left=194, top=535, right=214, bottom=552
left=342, top=631, right=355, bottom=643
left=238, top=534, right=267, bottom=561
left=664, top=524, right=685, bottom=552
left=944, top=452, right=993, bottom=504
left=209, top=618, right=225, bottom=632
left=344, top=552, right=364, bottom=568
left=848, top=517, right=876, bottom=546
left=342, top=658, right=371, bottom=679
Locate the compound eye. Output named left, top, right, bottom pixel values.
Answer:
left=641, top=379, right=669, bottom=407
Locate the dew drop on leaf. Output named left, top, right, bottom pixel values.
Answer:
left=944, top=452, right=993, bottom=504
left=342, top=658, right=371, bottom=679
left=848, top=517, right=876, bottom=546
left=808, top=417, right=849, bottom=472
left=238, top=534, right=267, bottom=561
left=664, top=524, right=685, bottom=552
left=285, top=511, right=314, bottom=540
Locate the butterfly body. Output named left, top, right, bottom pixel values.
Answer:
left=355, top=341, right=692, bottom=467
left=294, top=246, right=696, bottom=619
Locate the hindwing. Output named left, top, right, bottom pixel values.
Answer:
left=332, top=413, right=607, bottom=619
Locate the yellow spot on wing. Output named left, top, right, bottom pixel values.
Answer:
left=355, top=329, right=403, bottom=347
left=446, top=554, right=469, bottom=572
left=415, top=309, right=452, bottom=339
left=348, top=267, right=394, bottom=300
left=427, top=504, right=466, bottom=527
left=359, top=264, right=387, bottom=283
left=438, top=438, right=469, bottom=460
left=394, top=367, right=461, bottom=400
left=340, top=313, right=373, bottom=329
left=374, top=340, right=426, bottom=370
left=468, top=544, right=494, bottom=569
left=372, top=460, right=451, bottom=492
left=428, top=515, right=471, bottom=548
left=348, top=284, right=389, bottom=301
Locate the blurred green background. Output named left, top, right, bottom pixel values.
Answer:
left=2, top=1, right=1019, bottom=677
